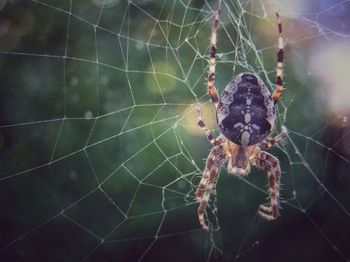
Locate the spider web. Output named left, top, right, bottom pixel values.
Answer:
left=0, top=0, right=350, bottom=261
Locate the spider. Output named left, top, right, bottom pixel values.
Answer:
left=195, top=9, right=287, bottom=230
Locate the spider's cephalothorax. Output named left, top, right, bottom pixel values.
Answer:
left=195, top=8, right=287, bottom=230
left=217, top=73, right=276, bottom=147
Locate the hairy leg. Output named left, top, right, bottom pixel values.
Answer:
left=207, top=8, right=221, bottom=107
left=195, top=103, right=222, bottom=146
left=251, top=150, right=281, bottom=220
left=195, top=7, right=223, bottom=146
left=196, top=146, right=226, bottom=229
left=259, top=127, right=287, bottom=150
left=272, top=13, right=285, bottom=104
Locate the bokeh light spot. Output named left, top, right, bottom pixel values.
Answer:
left=145, top=61, right=177, bottom=95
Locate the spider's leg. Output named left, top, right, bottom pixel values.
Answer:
left=272, top=13, right=284, bottom=104
left=251, top=150, right=281, bottom=220
left=196, top=103, right=222, bottom=146
left=259, top=127, right=287, bottom=150
left=195, top=146, right=224, bottom=201
left=195, top=8, right=223, bottom=146
left=207, top=8, right=221, bottom=107
left=196, top=146, right=226, bottom=230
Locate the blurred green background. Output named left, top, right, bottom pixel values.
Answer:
left=0, top=0, right=350, bottom=261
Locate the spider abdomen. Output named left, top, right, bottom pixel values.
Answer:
left=217, top=73, right=276, bottom=146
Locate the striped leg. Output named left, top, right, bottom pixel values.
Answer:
left=195, top=146, right=226, bottom=230
left=195, top=103, right=221, bottom=146
left=207, top=8, right=221, bottom=107
left=251, top=150, right=281, bottom=220
left=195, top=8, right=223, bottom=146
left=272, top=13, right=284, bottom=104
left=259, top=127, right=287, bottom=150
